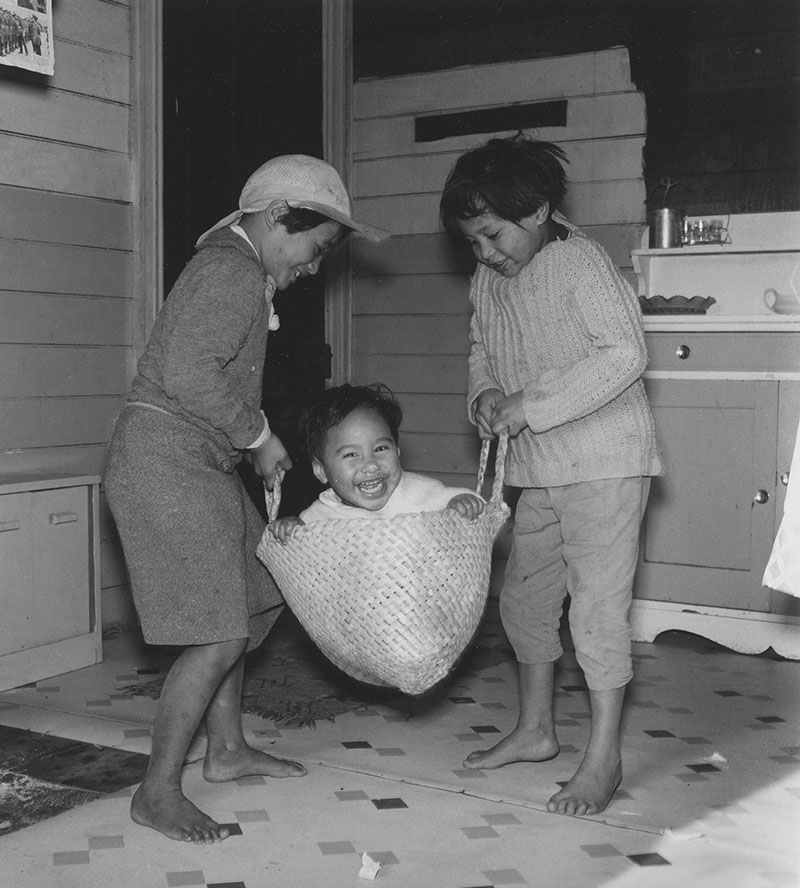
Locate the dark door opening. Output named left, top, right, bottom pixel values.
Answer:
left=162, top=0, right=328, bottom=517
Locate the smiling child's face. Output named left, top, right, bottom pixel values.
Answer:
left=456, top=204, right=550, bottom=278
left=312, top=406, right=402, bottom=511
left=259, top=217, right=342, bottom=290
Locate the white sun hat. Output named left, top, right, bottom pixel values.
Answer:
left=196, top=154, right=389, bottom=246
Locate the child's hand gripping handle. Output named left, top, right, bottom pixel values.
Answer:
left=476, top=432, right=508, bottom=504
left=265, top=474, right=282, bottom=525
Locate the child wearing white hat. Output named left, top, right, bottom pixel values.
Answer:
left=104, top=155, right=387, bottom=844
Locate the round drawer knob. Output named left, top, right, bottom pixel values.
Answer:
left=781, top=472, right=790, bottom=486
left=675, top=345, right=691, bottom=360
left=753, top=489, right=770, bottom=504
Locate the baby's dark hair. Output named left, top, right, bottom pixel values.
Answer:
left=299, top=383, right=403, bottom=461
left=439, top=134, right=568, bottom=240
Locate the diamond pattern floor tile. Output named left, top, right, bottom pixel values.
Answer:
left=0, top=597, right=797, bottom=888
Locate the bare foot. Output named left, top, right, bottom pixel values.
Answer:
left=463, top=726, right=559, bottom=770
left=131, top=784, right=230, bottom=843
left=203, top=744, right=307, bottom=783
left=546, top=758, right=622, bottom=817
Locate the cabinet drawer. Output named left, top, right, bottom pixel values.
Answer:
left=646, top=332, right=800, bottom=373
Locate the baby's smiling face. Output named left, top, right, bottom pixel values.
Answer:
left=312, top=406, right=402, bottom=511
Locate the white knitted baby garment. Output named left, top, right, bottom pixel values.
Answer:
left=763, top=416, right=800, bottom=599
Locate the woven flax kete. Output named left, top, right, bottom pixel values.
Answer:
left=257, top=437, right=510, bottom=695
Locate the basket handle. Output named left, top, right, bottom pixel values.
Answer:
left=265, top=432, right=508, bottom=522
left=265, top=474, right=282, bottom=524
left=476, top=432, right=508, bottom=504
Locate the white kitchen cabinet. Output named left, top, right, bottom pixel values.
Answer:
left=0, top=473, right=102, bottom=691
left=638, top=375, right=779, bottom=613
left=629, top=212, right=800, bottom=657
left=629, top=267, right=800, bottom=660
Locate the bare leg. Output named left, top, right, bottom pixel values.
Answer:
left=202, top=651, right=306, bottom=782
left=546, top=685, right=624, bottom=817
left=131, top=638, right=246, bottom=843
left=463, top=661, right=559, bottom=769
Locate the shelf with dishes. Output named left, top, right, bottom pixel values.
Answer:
left=632, top=211, right=800, bottom=330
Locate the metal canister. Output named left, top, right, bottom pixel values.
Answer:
left=648, top=208, right=684, bottom=249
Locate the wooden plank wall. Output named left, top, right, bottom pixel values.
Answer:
left=350, top=48, right=646, bottom=488
left=352, top=1, right=800, bottom=217
left=0, top=0, right=137, bottom=630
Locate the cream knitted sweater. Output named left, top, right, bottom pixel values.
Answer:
left=467, top=225, right=663, bottom=487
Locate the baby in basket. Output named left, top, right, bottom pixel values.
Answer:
left=269, top=383, right=485, bottom=542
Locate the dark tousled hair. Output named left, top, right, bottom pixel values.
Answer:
left=300, top=383, right=403, bottom=461
left=439, top=134, right=569, bottom=240
left=279, top=205, right=350, bottom=251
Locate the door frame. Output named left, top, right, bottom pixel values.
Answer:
left=322, top=0, right=353, bottom=385
left=131, top=0, right=164, bottom=360
left=132, top=0, right=352, bottom=383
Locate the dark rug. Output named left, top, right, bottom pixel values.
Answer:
left=122, top=606, right=515, bottom=728
left=0, top=724, right=148, bottom=837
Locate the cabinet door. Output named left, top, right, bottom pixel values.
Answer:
left=30, top=486, right=91, bottom=646
left=636, top=379, right=778, bottom=612
left=0, top=492, right=34, bottom=653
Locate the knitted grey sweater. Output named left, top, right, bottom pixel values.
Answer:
left=129, top=228, right=271, bottom=459
left=467, top=226, right=663, bottom=487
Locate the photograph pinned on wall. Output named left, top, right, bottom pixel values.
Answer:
left=0, top=0, right=53, bottom=76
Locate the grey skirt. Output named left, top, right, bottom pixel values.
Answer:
left=104, top=405, right=282, bottom=651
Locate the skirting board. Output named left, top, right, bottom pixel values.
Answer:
left=631, top=599, right=800, bottom=660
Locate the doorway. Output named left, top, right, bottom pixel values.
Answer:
left=162, top=0, right=328, bottom=517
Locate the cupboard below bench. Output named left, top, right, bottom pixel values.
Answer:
left=0, top=473, right=102, bottom=691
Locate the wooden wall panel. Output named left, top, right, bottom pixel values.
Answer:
left=353, top=274, right=471, bottom=315
left=399, top=392, right=473, bottom=436
left=354, top=49, right=633, bottom=117
left=353, top=315, right=470, bottom=356
left=50, top=0, right=132, bottom=56
left=351, top=48, right=646, bottom=485
left=400, top=432, right=482, bottom=476
left=0, top=346, right=131, bottom=399
left=1, top=293, right=130, bottom=346
left=0, top=0, right=136, bottom=632
left=353, top=226, right=641, bottom=279
left=354, top=354, right=468, bottom=394
left=1, top=83, right=130, bottom=152
left=0, top=186, right=132, bottom=249
left=352, top=1, right=800, bottom=216
left=353, top=136, right=646, bottom=197
left=0, top=396, right=125, bottom=449
left=353, top=228, right=637, bottom=288
left=0, top=134, right=130, bottom=201
left=43, top=38, right=131, bottom=102
left=354, top=233, right=471, bottom=275
left=0, top=444, right=110, bottom=477
left=1, top=241, right=132, bottom=297
left=356, top=179, right=645, bottom=236
left=353, top=93, right=646, bottom=160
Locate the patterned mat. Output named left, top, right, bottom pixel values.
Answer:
left=120, top=607, right=515, bottom=727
